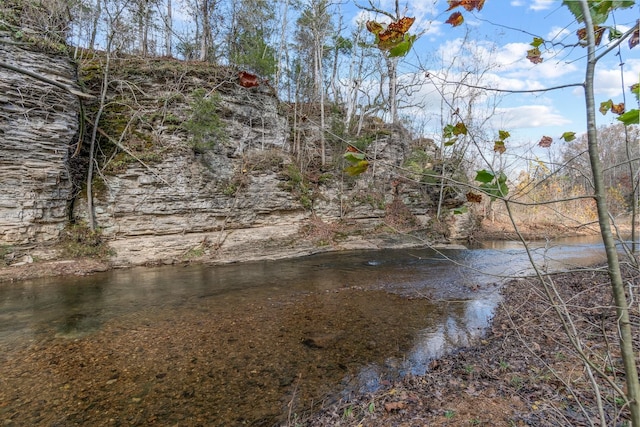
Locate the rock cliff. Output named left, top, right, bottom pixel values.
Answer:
left=0, top=32, right=81, bottom=244
left=1, top=42, right=470, bottom=268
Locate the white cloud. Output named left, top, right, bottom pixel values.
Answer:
left=489, top=41, right=580, bottom=81
left=546, top=26, right=571, bottom=42
left=494, top=105, right=572, bottom=129
left=510, top=0, right=525, bottom=6
left=593, top=59, right=640, bottom=98
left=483, top=73, right=547, bottom=91
left=409, top=1, right=439, bottom=17
left=529, top=0, right=555, bottom=11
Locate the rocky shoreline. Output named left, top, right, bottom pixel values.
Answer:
left=0, top=227, right=463, bottom=283
left=302, top=263, right=639, bottom=426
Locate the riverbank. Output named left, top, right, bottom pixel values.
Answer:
left=0, top=226, right=462, bottom=283
left=0, top=213, right=608, bottom=284
left=302, top=263, right=640, bottom=426
left=1, top=221, right=636, bottom=426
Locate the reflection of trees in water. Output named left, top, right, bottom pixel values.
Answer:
left=399, top=298, right=496, bottom=377
left=346, top=296, right=498, bottom=393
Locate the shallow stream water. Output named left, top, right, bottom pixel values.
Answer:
left=0, top=236, right=608, bottom=425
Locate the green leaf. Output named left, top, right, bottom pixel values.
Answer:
left=560, top=131, right=576, bottom=142
left=453, top=206, right=469, bottom=215
left=345, top=160, right=370, bottom=176
left=563, top=0, right=635, bottom=24
left=600, top=99, right=613, bottom=115
left=480, top=180, right=509, bottom=200
left=475, top=170, right=508, bottom=200
left=632, top=83, right=640, bottom=101
left=530, top=37, right=544, bottom=48
left=608, top=27, right=623, bottom=40
left=617, top=109, right=639, bottom=126
left=343, top=152, right=365, bottom=163
left=498, top=130, right=511, bottom=140
left=443, top=124, right=455, bottom=139
left=475, top=169, right=495, bottom=184
left=388, top=34, right=416, bottom=58
left=444, top=138, right=457, bottom=146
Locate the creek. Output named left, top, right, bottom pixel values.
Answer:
left=0, top=236, right=608, bottom=425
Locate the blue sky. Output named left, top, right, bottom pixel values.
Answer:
left=343, top=0, right=639, bottom=160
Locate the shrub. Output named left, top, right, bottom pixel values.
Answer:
left=183, top=89, right=227, bottom=153
left=59, top=223, right=114, bottom=258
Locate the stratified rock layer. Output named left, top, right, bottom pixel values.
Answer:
left=0, top=33, right=81, bottom=243
left=1, top=51, right=462, bottom=267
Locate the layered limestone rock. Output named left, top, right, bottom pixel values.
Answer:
left=0, top=32, right=81, bottom=244
left=1, top=52, right=467, bottom=266
left=75, top=61, right=300, bottom=241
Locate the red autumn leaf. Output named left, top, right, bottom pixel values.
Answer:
left=466, top=192, right=482, bottom=203
left=538, top=136, right=553, bottom=148
left=526, top=47, right=543, bottom=64
left=611, top=102, right=626, bottom=115
left=630, top=24, right=639, bottom=49
left=377, top=17, right=415, bottom=42
left=239, top=71, right=259, bottom=88
left=446, top=0, right=485, bottom=12
left=345, top=145, right=359, bottom=153
left=446, top=11, right=464, bottom=27
left=388, top=17, right=415, bottom=34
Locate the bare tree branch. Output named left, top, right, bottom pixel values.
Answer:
left=0, top=60, right=95, bottom=99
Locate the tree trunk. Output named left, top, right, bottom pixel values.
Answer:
left=314, top=30, right=325, bottom=166
left=199, top=0, right=211, bottom=61
left=89, top=0, right=101, bottom=50
left=386, top=55, right=398, bottom=123
left=579, top=2, right=640, bottom=424
left=141, top=0, right=149, bottom=57
left=165, top=0, right=172, bottom=57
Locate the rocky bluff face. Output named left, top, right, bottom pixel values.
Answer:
left=1, top=47, right=465, bottom=266
left=0, top=34, right=81, bottom=244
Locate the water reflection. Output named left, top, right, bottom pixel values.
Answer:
left=0, top=236, right=609, bottom=425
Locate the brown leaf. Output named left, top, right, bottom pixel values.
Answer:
left=366, top=20, right=384, bottom=35
left=388, top=17, right=415, bottom=34
left=630, top=23, right=639, bottom=49
left=538, top=136, right=553, bottom=148
left=577, top=26, right=605, bottom=46
left=446, top=12, right=464, bottom=27
left=384, top=401, right=405, bottom=412
left=377, top=17, right=415, bottom=42
left=526, top=47, right=543, bottom=64
left=466, top=192, right=482, bottom=203
left=238, top=71, right=259, bottom=88
left=611, top=102, right=625, bottom=115
left=446, top=0, right=485, bottom=12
